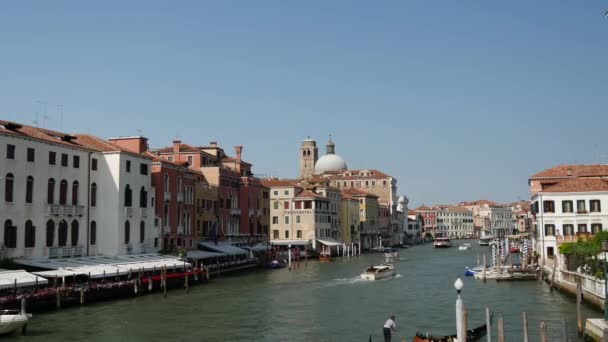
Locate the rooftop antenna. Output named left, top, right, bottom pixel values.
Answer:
left=33, top=113, right=39, bottom=127
left=36, top=100, right=49, bottom=128
left=57, top=104, right=64, bottom=131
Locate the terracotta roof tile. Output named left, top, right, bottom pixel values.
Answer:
left=260, top=179, right=299, bottom=188
left=541, top=178, right=608, bottom=193
left=0, top=120, right=93, bottom=151
left=295, top=189, right=326, bottom=199
left=530, top=164, right=608, bottom=179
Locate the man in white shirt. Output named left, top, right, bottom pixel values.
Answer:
left=383, top=315, right=396, bottom=342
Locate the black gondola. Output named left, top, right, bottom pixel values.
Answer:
left=412, top=314, right=492, bottom=342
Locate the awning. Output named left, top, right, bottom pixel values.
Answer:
left=187, top=250, right=226, bottom=260
left=244, top=243, right=271, bottom=252
left=270, top=240, right=310, bottom=246
left=197, top=242, right=248, bottom=256
left=0, top=269, right=49, bottom=289
left=317, top=239, right=343, bottom=247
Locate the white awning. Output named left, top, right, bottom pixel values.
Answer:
left=317, top=239, right=343, bottom=247
left=270, top=240, right=310, bottom=246
left=0, top=269, right=48, bottom=289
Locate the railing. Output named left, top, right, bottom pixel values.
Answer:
left=125, top=243, right=133, bottom=254
left=177, top=193, right=184, bottom=203
left=72, top=246, right=83, bottom=257
left=48, top=204, right=61, bottom=216
left=125, top=207, right=133, bottom=218
left=48, top=246, right=84, bottom=258
left=63, top=205, right=74, bottom=216
left=177, top=226, right=185, bottom=235
left=257, top=208, right=263, bottom=217
left=561, top=270, right=605, bottom=299
left=164, top=192, right=171, bottom=201
left=141, top=208, right=148, bottom=218
left=164, top=226, right=171, bottom=235
left=230, top=208, right=241, bottom=216
left=75, top=205, right=85, bottom=217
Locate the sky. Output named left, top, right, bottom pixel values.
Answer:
left=1, top=1, right=607, bottom=207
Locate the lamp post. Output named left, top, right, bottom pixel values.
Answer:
left=455, top=278, right=464, bottom=341
left=601, top=239, right=608, bottom=321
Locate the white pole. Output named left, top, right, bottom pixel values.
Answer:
left=455, top=278, right=464, bottom=342
left=337, top=245, right=340, bottom=257
left=288, top=244, right=292, bottom=269
left=351, top=243, right=354, bottom=257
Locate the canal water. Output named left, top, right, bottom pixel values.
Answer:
left=13, top=244, right=599, bottom=341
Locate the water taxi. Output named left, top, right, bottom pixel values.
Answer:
left=433, top=237, right=451, bottom=248
left=360, top=265, right=395, bottom=280
left=478, top=235, right=495, bottom=246
left=0, top=309, right=29, bottom=335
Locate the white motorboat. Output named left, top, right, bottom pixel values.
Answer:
left=384, top=252, right=399, bottom=263
left=0, top=309, right=29, bottom=335
left=458, top=243, right=472, bottom=251
left=434, top=237, right=451, bottom=248
left=478, top=235, right=495, bottom=246
left=360, top=265, right=395, bottom=280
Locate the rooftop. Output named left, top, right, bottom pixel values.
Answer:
left=530, top=164, right=608, bottom=180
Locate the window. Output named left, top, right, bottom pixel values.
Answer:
left=91, top=158, right=98, bottom=171
left=6, top=144, right=15, bottom=159
left=164, top=174, right=169, bottom=190
left=58, top=220, right=68, bottom=246
left=285, top=230, right=289, bottom=239
left=577, top=200, right=586, bottom=213
left=3, top=220, right=16, bottom=248
left=272, top=216, right=278, bottom=224
left=4, top=173, right=14, bottom=202
left=26, top=176, right=34, bottom=204
left=27, top=147, right=35, bottom=162
left=591, top=200, right=601, bottom=213
left=126, top=160, right=131, bottom=173
left=90, top=221, right=97, bottom=245
left=58, top=180, right=67, bottom=204
left=284, top=190, right=289, bottom=195
left=124, top=184, right=132, bottom=207
left=24, top=220, right=35, bottom=248
left=140, top=163, right=148, bottom=175
left=140, top=186, right=147, bottom=208
left=273, top=191, right=278, bottom=196
left=167, top=156, right=173, bottom=162
left=187, top=156, right=193, bottom=165
left=562, top=200, right=573, bottom=213
left=91, top=183, right=97, bottom=207
left=285, top=216, right=289, bottom=224
left=46, top=220, right=55, bottom=247
left=140, top=221, right=145, bottom=243
left=543, top=201, right=555, bottom=213
left=296, top=215, right=301, bottom=224
left=578, top=224, right=588, bottom=233
left=563, top=224, right=574, bottom=236
left=61, top=153, right=68, bottom=167
left=273, top=230, right=279, bottom=239
left=294, top=201, right=302, bottom=209
left=125, top=221, right=131, bottom=244
left=591, top=223, right=603, bottom=234
left=72, top=181, right=79, bottom=205
left=284, top=201, right=289, bottom=210
left=297, top=230, right=302, bottom=239
left=73, top=155, right=80, bottom=168
left=71, top=220, right=79, bottom=246
left=273, top=202, right=279, bottom=210
left=304, top=201, right=312, bottom=209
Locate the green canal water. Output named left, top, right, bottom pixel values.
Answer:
left=11, top=243, right=600, bottom=341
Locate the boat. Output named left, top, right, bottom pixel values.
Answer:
left=464, top=266, right=483, bottom=276
left=0, top=309, right=30, bottom=335
left=458, top=243, right=472, bottom=251
left=478, top=235, right=495, bottom=246
left=318, top=251, right=331, bottom=263
left=360, top=265, right=395, bottom=280
left=263, top=260, right=286, bottom=269
left=509, top=245, right=519, bottom=254
left=434, top=237, right=451, bottom=248
left=413, top=317, right=490, bottom=342
left=384, top=251, right=399, bottom=263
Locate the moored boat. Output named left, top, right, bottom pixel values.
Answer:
left=478, top=235, right=495, bottom=246
left=434, top=237, right=451, bottom=248
left=0, top=309, right=30, bottom=335
left=413, top=317, right=490, bottom=342
left=458, top=243, right=471, bottom=251
left=318, top=251, right=331, bottom=263
left=360, top=265, right=395, bottom=280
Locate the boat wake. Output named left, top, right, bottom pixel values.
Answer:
left=325, top=277, right=367, bottom=287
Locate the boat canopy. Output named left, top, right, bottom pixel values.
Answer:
left=0, top=269, right=48, bottom=289
left=317, top=238, right=343, bottom=247
left=186, top=250, right=226, bottom=260
left=197, top=241, right=248, bottom=256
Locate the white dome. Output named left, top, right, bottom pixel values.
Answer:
left=314, top=154, right=347, bottom=174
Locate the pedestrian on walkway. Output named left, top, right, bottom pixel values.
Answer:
left=383, top=314, right=396, bottom=342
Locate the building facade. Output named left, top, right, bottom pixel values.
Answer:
left=436, top=206, right=474, bottom=238
left=340, top=193, right=360, bottom=245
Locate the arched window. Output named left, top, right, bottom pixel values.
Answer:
left=177, top=177, right=182, bottom=193
left=163, top=174, right=169, bottom=191
left=24, top=220, right=35, bottom=248
left=139, top=186, right=147, bottom=208
left=46, top=220, right=55, bottom=247
left=47, top=178, right=55, bottom=204
left=124, top=221, right=130, bottom=245
left=71, top=220, right=79, bottom=246
left=72, top=181, right=79, bottom=205
left=4, top=173, right=14, bottom=202
left=124, top=184, right=132, bottom=207
left=26, top=176, right=34, bottom=204
left=58, top=220, right=68, bottom=246
left=59, top=180, right=68, bottom=205
left=140, top=221, right=145, bottom=243
left=90, top=221, right=97, bottom=245
left=90, top=183, right=97, bottom=207
left=3, top=219, right=16, bottom=248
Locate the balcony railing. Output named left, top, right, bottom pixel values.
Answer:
left=125, top=207, right=133, bottom=218
left=164, top=192, right=171, bottom=201
left=75, top=205, right=85, bottom=217
left=230, top=208, right=241, bottom=216
left=177, top=193, right=184, bottom=203
left=141, top=208, right=148, bottom=218
left=257, top=208, right=263, bottom=217
left=63, top=205, right=74, bottom=216
left=48, top=246, right=84, bottom=259
left=125, top=243, right=133, bottom=255
left=177, top=226, right=185, bottom=235
left=164, top=226, right=171, bottom=235
left=48, top=204, right=61, bottom=216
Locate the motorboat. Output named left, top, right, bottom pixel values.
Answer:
left=478, top=235, right=495, bottom=246
left=464, top=266, right=483, bottom=276
left=360, top=265, right=395, bottom=280
left=318, top=251, right=331, bottom=263
left=434, top=237, right=451, bottom=248
left=384, top=251, right=399, bottom=263
left=458, top=243, right=472, bottom=251
left=0, top=309, right=30, bottom=335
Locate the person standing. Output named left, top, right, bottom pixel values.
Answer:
left=383, top=315, right=396, bottom=342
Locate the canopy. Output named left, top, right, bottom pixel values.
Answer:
left=197, top=242, right=248, bottom=256
left=317, top=238, right=343, bottom=247
left=0, top=269, right=48, bottom=289
left=187, top=250, right=226, bottom=260
left=270, top=240, right=310, bottom=246
left=245, top=243, right=270, bottom=252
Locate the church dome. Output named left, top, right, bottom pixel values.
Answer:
left=314, top=154, right=347, bottom=174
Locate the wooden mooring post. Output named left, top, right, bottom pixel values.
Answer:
left=539, top=320, right=548, bottom=342
left=497, top=314, right=505, bottom=342
left=522, top=311, right=529, bottom=342
left=550, top=259, right=557, bottom=291
left=486, top=307, right=491, bottom=342
left=577, top=282, right=583, bottom=336
left=483, top=255, right=487, bottom=283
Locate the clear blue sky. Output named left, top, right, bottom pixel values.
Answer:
left=1, top=1, right=607, bottom=207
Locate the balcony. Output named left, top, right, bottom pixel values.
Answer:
left=125, top=243, right=133, bottom=255
left=249, top=208, right=255, bottom=217
left=164, top=226, right=171, bottom=235
left=125, top=207, right=133, bottom=218
left=48, top=246, right=84, bottom=259
left=177, top=226, right=185, bottom=235
left=47, top=204, right=61, bottom=216
left=63, top=205, right=74, bottom=216
left=177, top=193, right=184, bottom=203
left=141, top=208, right=148, bottom=218
left=164, top=192, right=171, bottom=201
left=257, top=208, right=263, bottom=217
left=230, top=208, right=241, bottom=216
left=75, top=205, right=85, bottom=217
left=577, top=210, right=588, bottom=214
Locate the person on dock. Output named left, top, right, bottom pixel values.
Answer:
left=383, top=314, right=396, bottom=342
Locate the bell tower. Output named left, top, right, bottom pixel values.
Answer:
left=299, top=137, right=318, bottom=179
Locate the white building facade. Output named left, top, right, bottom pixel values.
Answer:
left=436, top=206, right=475, bottom=238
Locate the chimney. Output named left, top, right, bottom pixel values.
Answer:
left=235, top=146, right=243, bottom=162
left=209, top=141, right=218, bottom=148
left=108, top=136, right=149, bottom=154
left=173, top=140, right=181, bottom=154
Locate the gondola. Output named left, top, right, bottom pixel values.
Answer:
left=412, top=316, right=491, bottom=342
